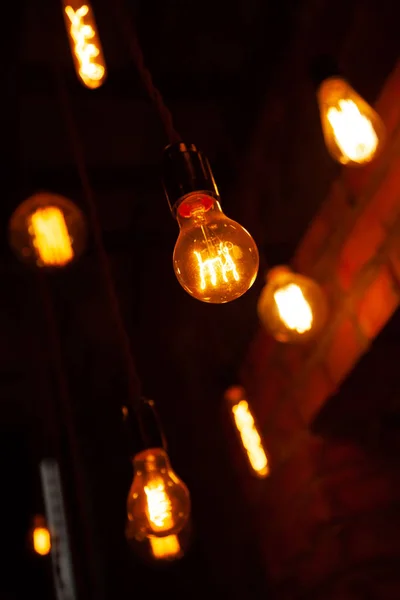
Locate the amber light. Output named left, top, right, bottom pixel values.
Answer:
left=126, top=448, right=191, bottom=541
left=30, top=207, right=74, bottom=267
left=257, top=266, right=328, bottom=343
left=62, top=1, right=107, bottom=89
left=9, top=193, right=86, bottom=268
left=225, top=386, right=269, bottom=478
left=32, top=517, right=51, bottom=556
left=317, top=77, right=385, bottom=166
left=149, top=534, right=181, bottom=560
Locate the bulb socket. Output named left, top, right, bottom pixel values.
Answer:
left=123, top=399, right=167, bottom=456
left=310, top=55, right=341, bottom=88
left=162, top=142, right=219, bottom=216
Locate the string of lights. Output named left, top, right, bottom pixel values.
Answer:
left=16, top=0, right=389, bottom=576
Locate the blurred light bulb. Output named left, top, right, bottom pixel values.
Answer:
left=126, top=448, right=190, bottom=541
left=9, top=193, right=86, bottom=268
left=62, top=1, right=107, bottom=89
left=317, top=77, right=385, bottom=165
left=173, top=193, right=259, bottom=303
left=32, top=516, right=51, bottom=556
left=149, top=535, right=181, bottom=560
left=257, top=266, right=328, bottom=343
left=225, top=386, right=269, bottom=478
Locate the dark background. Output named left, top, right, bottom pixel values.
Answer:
left=1, top=0, right=399, bottom=598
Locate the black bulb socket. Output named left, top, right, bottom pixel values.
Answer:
left=310, top=55, right=341, bottom=88
left=162, top=142, right=219, bottom=216
left=122, top=398, right=167, bottom=457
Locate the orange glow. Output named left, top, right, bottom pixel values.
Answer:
left=29, top=206, right=74, bottom=267
left=232, top=400, right=269, bottom=478
left=144, top=481, right=174, bottom=532
left=64, top=3, right=106, bottom=89
left=149, top=534, right=181, bottom=559
left=327, top=100, right=378, bottom=163
left=318, top=77, right=385, bottom=166
left=257, top=266, right=328, bottom=343
left=274, top=283, right=313, bottom=334
left=33, top=526, right=51, bottom=556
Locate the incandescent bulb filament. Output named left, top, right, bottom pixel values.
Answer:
left=63, top=2, right=106, bottom=89
left=274, top=284, right=313, bottom=334
left=327, top=100, right=378, bottom=163
left=144, top=482, right=173, bottom=531
left=232, top=400, right=269, bottom=477
left=29, top=206, right=74, bottom=267
left=194, top=239, right=240, bottom=291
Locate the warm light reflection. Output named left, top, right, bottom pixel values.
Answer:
left=64, top=4, right=106, bottom=88
left=327, top=99, right=378, bottom=163
left=144, top=481, right=174, bottom=532
left=273, top=283, right=313, bottom=334
left=232, top=400, right=269, bottom=477
left=33, top=526, right=51, bottom=556
left=194, top=242, right=240, bottom=290
left=29, top=206, right=74, bottom=267
left=149, top=534, right=181, bottom=559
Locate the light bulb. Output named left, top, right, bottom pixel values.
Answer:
left=126, top=448, right=190, bottom=541
left=62, top=1, right=107, bottom=89
left=32, top=516, right=51, bottom=556
left=257, top=266, right=328, bottom=343
left=225, top=385, right=269, bottom=478
left=9, top=192, right=86, bottom=268
left=317, top=77, right=385, bottom=165
left=173, top=193, right=259, bottom=303
left=163, top=142, right=259, bottom=303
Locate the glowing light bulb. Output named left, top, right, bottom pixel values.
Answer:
left=62, top=1, right=107, bottom=89
left=31, top=516, right=51, bottom=556
left=173, top=193, right=259, bottom=303
left=257, top=266, right=328, bottom=343
left=317, top=77, right=385, bottom=165
left=9, top=193, right=86, bottom=268
left=126, top=448, right=190, bottom=541
left=225, top=386, right=269, bottom=478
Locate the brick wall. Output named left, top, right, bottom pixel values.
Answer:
left=238, top=61, right=400, bottom=598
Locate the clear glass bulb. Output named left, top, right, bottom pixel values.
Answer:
left=173, top=193, right=259, bottom=303
left=317, top=77, right=385, bottom=166
left=257, top=266, right=328, bottom=343
left=126, top=448, right=191, bottom=541
left=62, top=1, right=107, bottom=89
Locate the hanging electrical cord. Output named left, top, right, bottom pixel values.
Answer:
left=112, top=0, right=181, bottom=144
left=54, top=68, right=142, bottom=406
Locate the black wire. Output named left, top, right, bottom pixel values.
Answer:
left=54, top=68, right=142, bottom=407
left=112, top=0, right=181, bottom=145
